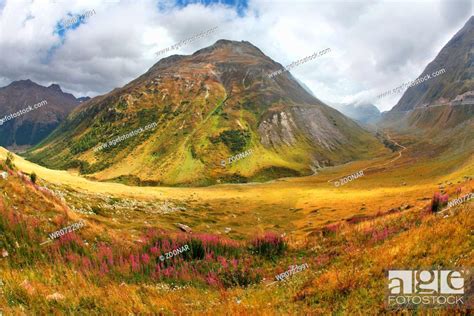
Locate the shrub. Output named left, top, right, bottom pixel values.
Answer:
left=217, top=130, right=250, bottom=153
left=251, top=232, right=286, bottom=258
left=30, top=172, right=37, bottom=184
left=219, top=265, right=262, bottom=288
left=430, top=192, right=449, bottom=212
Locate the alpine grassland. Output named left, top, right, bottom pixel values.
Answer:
left=1, top=127, right=472, bottom=313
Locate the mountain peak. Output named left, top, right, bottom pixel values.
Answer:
left=148, top=39, right=274, bottom=85
left=192, top=39, right=266, bottom=58
left=0, top=79, right=80, bottom=148
left=211, top=39, right=256, bottom=49
left=48, top=83, right=63, bottom=93
left=28, top=39, right=383, bottom=186
left=8, top=79, right=38, bottom=88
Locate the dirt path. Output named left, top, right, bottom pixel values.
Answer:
left=326, top=131, right=407, bottom=184
left=366, top=132, right=407, bottom=169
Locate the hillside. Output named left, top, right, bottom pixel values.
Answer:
left=0, top=140, right=472, bottom=314
left=390, top=16, right=473, bottom=112
left=25, top=40, right=386, bottom=186
left=381, top=17, right=473, bottom=135
left=0, top=80, right=82, bottom=150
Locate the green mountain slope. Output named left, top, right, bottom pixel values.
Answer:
left=25, top=40, right=386, bottom=186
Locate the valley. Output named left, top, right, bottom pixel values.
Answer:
left=0, top=6, right=472, bottom=314
left=0, top=127, right=472, bottom=314
left=1, top=127, right=472, bottom=240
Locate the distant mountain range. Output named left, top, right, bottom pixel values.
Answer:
left=77, top=97, right=91, bottom=103
left=26, top=40, right=385, bottom=186
left=297, top=83, right=382, bottom=125
left=330, top=102, right=381, bottom=125
left=0, top=80, right=86, bottom=150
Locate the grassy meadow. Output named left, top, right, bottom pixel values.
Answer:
left=0, top=130, right=472, bottom=314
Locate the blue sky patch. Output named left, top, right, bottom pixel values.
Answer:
left=53, top=9, right=96, bottom=37
left=48, top=10, right=95, bottom=64
left=54, top=13, right=85, bottom=36
left=170, top=0, right=248, bottom=16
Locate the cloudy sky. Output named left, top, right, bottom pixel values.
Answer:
left=0, top=0, right=471, bottom=111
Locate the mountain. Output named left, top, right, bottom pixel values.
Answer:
left=390, top=16, right=473, bottom=112
left=25, top=40, right=386, bottom=186
left=295, top=78, right=316, bottom=97
left=380, top=17, right=473, bottom=160
left=331, top=102, right=381, bottom=125
left=77, top=96, right=91, bottom=102
left=0, top=80, right=81, bottom=150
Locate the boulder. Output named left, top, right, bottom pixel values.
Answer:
left=46, top=292, right=65, bottom=301
left=176, top=223, right=191, bottom=233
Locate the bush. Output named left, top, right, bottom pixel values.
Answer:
left=219, top=266, right=262, bottom=288
left=251, top=232, right=287, bottom=258
left=217, top=130, right=250, bottom=153
left=430, top=192, right=449, bottom=212
left=30, top=172, right=37, bottom=184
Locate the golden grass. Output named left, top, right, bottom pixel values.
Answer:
left=0, top=127, right=473, bottom=314
left=1, top=133, right=472, bottom=240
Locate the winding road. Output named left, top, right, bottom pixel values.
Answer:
left=327, top=131, right=407, bottom=184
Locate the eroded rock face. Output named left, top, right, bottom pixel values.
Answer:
left=258, top=106, right=346, bottom=150
left=291, top=106, right=344, bottom=150
left=258, top=111, right=297, bottom=147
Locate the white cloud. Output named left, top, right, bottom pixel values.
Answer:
left=0, top=0, right=471, bottom=111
